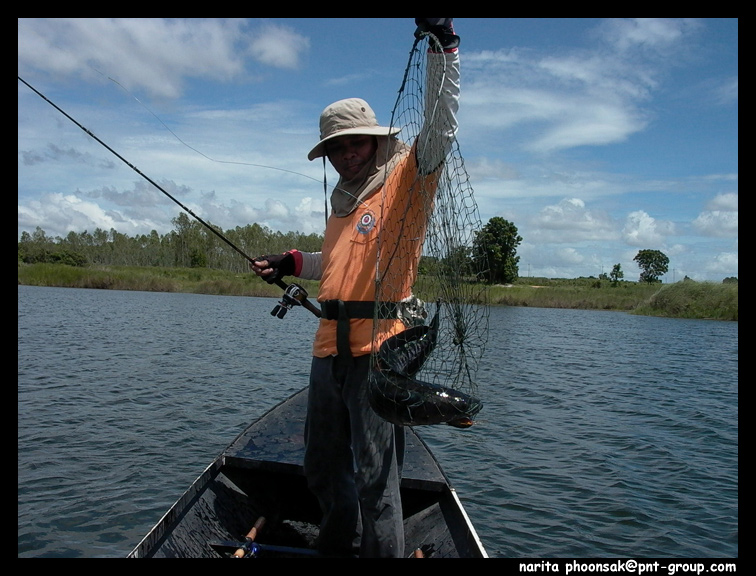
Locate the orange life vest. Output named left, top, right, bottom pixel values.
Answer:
left=312, top=149, right=438, bottom=358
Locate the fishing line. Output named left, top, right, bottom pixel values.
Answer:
left=18, top=74, right=321, bottom=318
left=90, top=64, right=339, bottom=228
left=88, top=65, right=326, bottom=185
left=19, top=75, right=253, bottom=261
left=92, top=67, right=383, bottom=229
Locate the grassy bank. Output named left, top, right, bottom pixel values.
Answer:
left=18, top=263, right=737, bottom=321
left=488, top=278, right=737, bottom=321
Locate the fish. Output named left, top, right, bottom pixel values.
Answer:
left=369, top=313, right=482, bottom=428
left=378, top=312, right=439, bottom=376
left=368, top=368, right=482, bottom=428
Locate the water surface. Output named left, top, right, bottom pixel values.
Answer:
left=18, top=286, right=738, bottom=558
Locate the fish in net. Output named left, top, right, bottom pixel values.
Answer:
left=368, top=31, right=490, bottom=428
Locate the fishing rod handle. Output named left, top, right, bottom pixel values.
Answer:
left=233, top=516, right=266, bottom=558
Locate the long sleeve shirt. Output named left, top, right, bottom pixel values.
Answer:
left=293, top=49, right=461, bottom=357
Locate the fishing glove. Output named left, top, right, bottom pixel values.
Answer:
left=255, top=252, right=295, bottom=284
left=414, top=18, right=460, bottom=50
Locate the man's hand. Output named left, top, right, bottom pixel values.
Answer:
left=414, top=18, right=460, bottom=50
left=251, top=252, right=295, bottom=284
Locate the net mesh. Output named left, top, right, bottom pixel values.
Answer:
left=369, top=34, right=490, bottom=423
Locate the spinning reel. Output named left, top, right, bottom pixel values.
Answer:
left=271, top=281, right=322, bottom=319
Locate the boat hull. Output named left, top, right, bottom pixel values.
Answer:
left=128, top=388, right=487, bottom=558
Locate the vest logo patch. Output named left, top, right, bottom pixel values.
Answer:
left=356, top=210, right=376, bottom=234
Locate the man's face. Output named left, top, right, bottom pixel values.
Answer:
left=326, top=134, right=378, bottom=180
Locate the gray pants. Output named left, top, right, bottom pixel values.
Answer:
left=304, top=354, right=405, bottom=558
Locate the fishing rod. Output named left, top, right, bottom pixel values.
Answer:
left=18, top=75, right=320, bottom=319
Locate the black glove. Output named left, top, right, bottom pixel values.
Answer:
left=254, top=252, right=295, bottom=284
left=414, top=18, right=460, bottom=50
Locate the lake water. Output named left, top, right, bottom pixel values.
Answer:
left=17, top=285, right=738, bottom=558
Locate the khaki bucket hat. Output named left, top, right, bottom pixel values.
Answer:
left=307, top=97, right=401, bottom=161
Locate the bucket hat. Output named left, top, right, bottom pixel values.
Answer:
left=307, top=98, right=400, bottom=161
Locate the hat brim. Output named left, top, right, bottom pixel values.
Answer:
left=307, top=126, right=401, bottom=161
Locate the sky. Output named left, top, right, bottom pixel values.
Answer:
left=18, top=18, right=738, bottom=282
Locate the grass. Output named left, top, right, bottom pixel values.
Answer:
left=489, top=281, right=661, bottom=311
left=633, top=280, right=739, bottom=321
left=17, top=263, right=737, bottom=321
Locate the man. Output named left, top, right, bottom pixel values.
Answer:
left=252, top=18, right=460, bottom=557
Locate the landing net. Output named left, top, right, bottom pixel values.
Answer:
left=370, top=33, right=490, bottom=420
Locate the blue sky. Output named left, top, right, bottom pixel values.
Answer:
left=18, top=18, right=738, bottom=282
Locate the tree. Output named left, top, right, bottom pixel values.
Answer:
left=172, top=213, right=206, bottom=268
left=633, top=249, right=669, bottom=283
left=609, top=263, right=624, bottom=286
left=472, top=217, right=522, bottom=284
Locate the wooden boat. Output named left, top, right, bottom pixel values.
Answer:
left=128, top=387, right=487, bottom=558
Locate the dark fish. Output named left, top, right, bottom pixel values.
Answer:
left=378, top=311, right=438, bottom=376
left=370, top=309, right=482, bottom=428
left=368, top=368, right=482, bottom=428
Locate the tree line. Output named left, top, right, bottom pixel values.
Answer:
left=17, top=212, right=324, bottom=274
left=20, top=213, right=695, bottom=285
left=18, top=213, right=526, bottom=283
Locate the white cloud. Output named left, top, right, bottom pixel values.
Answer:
left=463, top=19, right=702, bottom=154
left=596, top=18, right=700, bottom=55
left=692, top=192, right=738, bottom=237
left=692, top=211, right=738, bottom=237
left=250, top=23, right=310, bottom=69
left=19, top=192, right=124, bottom=236
left=18, top=19, right=311, bottom=100
left=530, top=197, right=617, bottom=242
left=715, top=76, right=738, bottom=105
left=706, top=191, right=738, bottom=211
left=705, top=252, right=738, bottom=276
left=555, top=247, right=585, bottom=264
left=463, top=50, right=651, bottom=153
left=622, top=210, right=675, bottom=246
